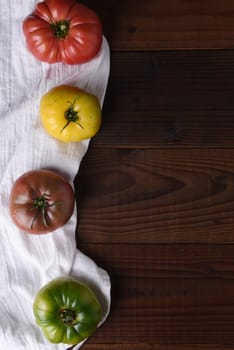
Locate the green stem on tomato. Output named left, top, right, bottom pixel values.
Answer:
left=59, top=307, right=79, bottom=326
left=60, top=99, right=84, bottom=133
left=31, top=193, right=63, bottom=229
left=51, top=20, right=70, bottom=39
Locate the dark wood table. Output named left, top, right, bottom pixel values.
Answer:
left=74, top=1, right=234, bottom=349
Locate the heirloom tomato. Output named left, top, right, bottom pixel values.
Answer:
left=40, top=85, right=102, bottom=142
left=9, top=170, right=75, bottom=234
left=22, top=0, right=103, bottom=64
left=33, top=277, right=102, bottom=345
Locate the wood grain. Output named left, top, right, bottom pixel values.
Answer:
left=72, top=1, right=234, bottom=348
left=85, top=0, right=234, bottom=50
left=75, top=243, right=234, bottom=344
left=82, top=345, right=234, bottom=350
left=75, top=148, right=234, bottom=244
left=92, top=50, right=234, bottom=148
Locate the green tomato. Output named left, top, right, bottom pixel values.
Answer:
left=33, top=277, right=102, bottom=345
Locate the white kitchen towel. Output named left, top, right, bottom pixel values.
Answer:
left=0, top=1, right=111, bottom=349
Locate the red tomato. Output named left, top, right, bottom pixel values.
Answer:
left=22, top=0, right=103, bottom=64
left=9, top=170, right=75, bottom=234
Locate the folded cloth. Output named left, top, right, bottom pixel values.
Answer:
left=0, top=1, right=111, bottom=349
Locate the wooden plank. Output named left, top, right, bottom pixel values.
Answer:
left=93, top=51, right=234, bottom=148
left=70, top=344, right=234, bottom=350
left=76, top=243, right=234, bottom=344
left=75, top=148, right=234, bottom=244
left=82, top=345, right=234, bottom=350
left=86, top=0, right=234, bottom=50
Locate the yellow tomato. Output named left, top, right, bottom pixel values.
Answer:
left=40, top=85, right=102, bottom=142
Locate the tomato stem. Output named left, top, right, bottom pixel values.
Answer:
left=51, top=20, right=70, bottom=39
left=59, top=308, right=78, bottom=326
left=60, top=99, right=84, bottom=133
left=31, top=193, right=63, bottom=229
